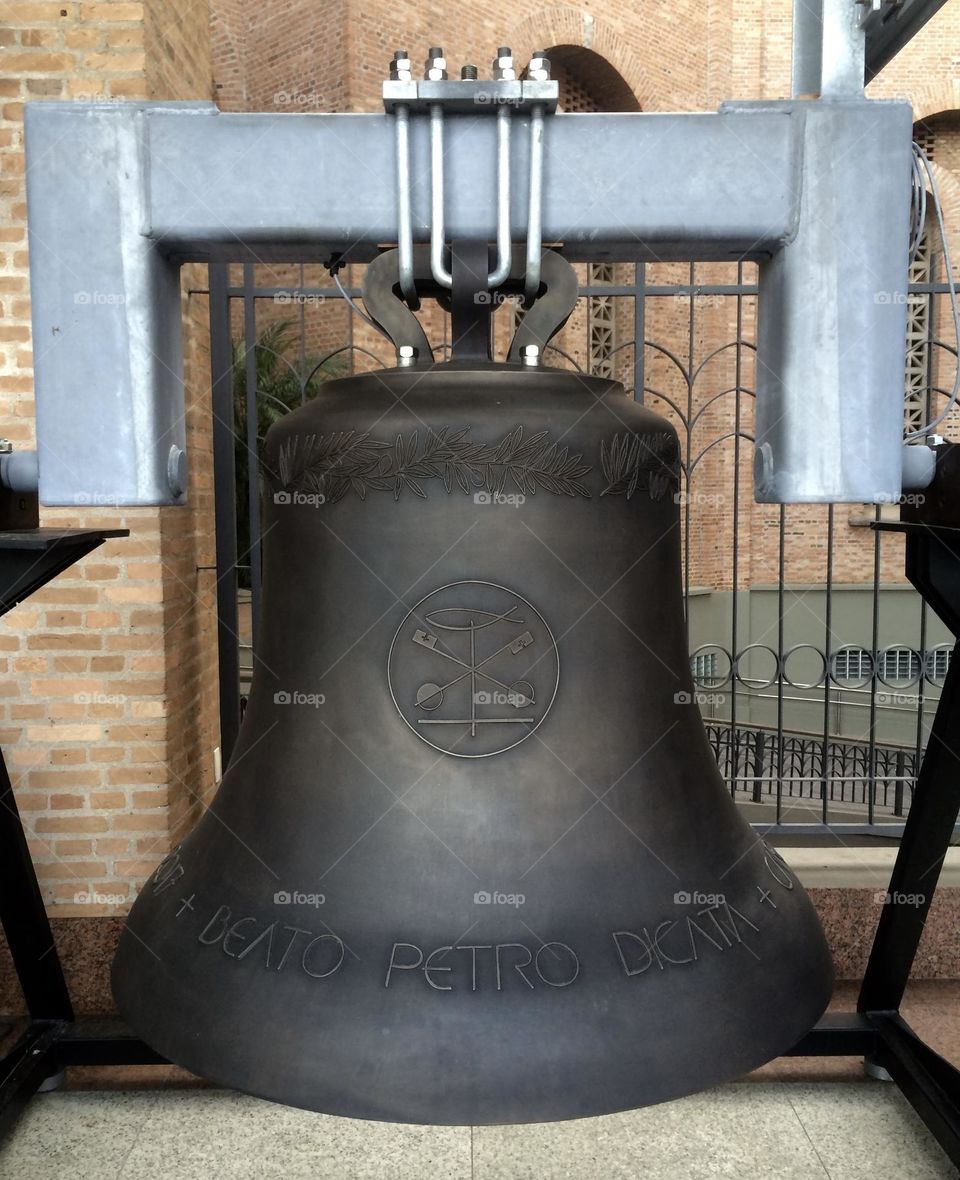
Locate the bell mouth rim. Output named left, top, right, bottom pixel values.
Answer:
left=112, top=918, right=833, bottom=1127
left=111, top=974, right=833, bottom=1127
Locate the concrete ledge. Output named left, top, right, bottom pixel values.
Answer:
left=783, top=846, right=960, bottom=889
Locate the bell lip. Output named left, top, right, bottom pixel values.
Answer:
left=111, top=956, right=833, bottom=1127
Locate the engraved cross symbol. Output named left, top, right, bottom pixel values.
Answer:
left=412, top=603, right=537, bottom=738
left=388, top=581, right=559, bottom=759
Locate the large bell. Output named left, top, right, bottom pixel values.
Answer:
left=113, top=362, right=833, bottom=1124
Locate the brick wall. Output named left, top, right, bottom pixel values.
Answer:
left=1, top=0, right=217, bottom=916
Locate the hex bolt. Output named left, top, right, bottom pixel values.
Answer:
left=492, top=46, right=515, bottom=81
left=397, top=345, right=418, bottom=367
left=525, top=49, right=551, bottom=82
left=521, top=344, right=541, bottom=367
left=424, top=47, right=448, bottom=81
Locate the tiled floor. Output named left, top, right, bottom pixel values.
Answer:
left=0, top=1081, right=952, bottom=1179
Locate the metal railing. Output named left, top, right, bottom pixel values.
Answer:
left=705, top=720, right=916, bottom=819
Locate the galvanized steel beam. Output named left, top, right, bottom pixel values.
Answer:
left=24, top=97, right=912, bottom=505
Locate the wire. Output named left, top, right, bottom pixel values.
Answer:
left=908, top=142, right=927, bottom=265
left=332, top=269, right=393, bottom=342
left=904, top=143, right=960, bottom=441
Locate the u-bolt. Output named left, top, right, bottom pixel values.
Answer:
left=394, top=105, right=417, bottom=305
left=486, top=106, right=512, bottom=288
left=524, top=103, right=545, bottom=303
left=429, top=104, right=453, bottom=289
left=431, top=102, right=513, bottom=291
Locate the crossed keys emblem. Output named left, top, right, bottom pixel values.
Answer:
left=387, top=581, right=560, bottom=758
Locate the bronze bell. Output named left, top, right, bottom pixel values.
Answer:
left=113, top=349, right=833, bottom=1123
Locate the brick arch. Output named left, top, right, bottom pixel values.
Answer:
left=909, top=80, right=960, bottom=125
left=505, top=7, right=658, bottom=111
left=925, top=158, right=960, bottom=247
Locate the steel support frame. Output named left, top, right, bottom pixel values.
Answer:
left=7, top=0, right=955, bottom=1151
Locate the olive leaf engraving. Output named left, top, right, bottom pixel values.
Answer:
left=599, top=431, right=681, bottom=502
left=270, top=426, right=593, bottom=503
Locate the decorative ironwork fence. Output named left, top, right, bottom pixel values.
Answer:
left=704, top=721, right=916, bottom=819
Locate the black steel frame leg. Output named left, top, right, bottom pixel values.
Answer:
left=209, top=262, right=241, bottom=767
left=0, top=747, right=72, bottom=1023
left=859, top=639, right=960, bottom=1012
left=0, top=745, right=72, bottom=1141
left=871, top=1014, right=960, bottom=1169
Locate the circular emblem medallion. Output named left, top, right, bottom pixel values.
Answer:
left=387, top=581, right=559, bottom=758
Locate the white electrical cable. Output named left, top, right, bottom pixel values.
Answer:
left=333, top=270, right=392, bottom=341
left=904, top=143, right=960, bottom=441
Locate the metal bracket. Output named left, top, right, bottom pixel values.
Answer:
left=383, top=78, right=558, bottom=114
left=360, top=245, right=579, bottom=365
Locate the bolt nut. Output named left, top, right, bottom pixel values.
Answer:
left=525, top=50, right=551, bottom=82
left=397, top=345, right=418, bottom=367
left=492, top=47, right=515, bottom=81
left=389, top=50, right=413, bottom=82
left=424, top=48, right=448, bottom=81
left=521, top=344, right=541, bottom=367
